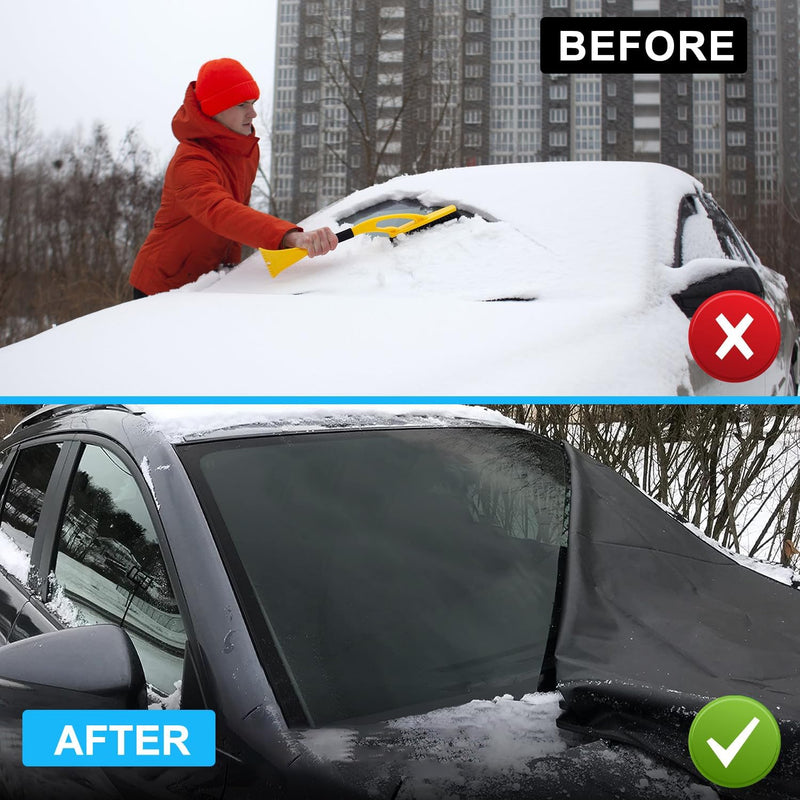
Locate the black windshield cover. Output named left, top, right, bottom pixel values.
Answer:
left=558, top=446, right=800, bottom=796
left=183, top=427, right=568, bottom=726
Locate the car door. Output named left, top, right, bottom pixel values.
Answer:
left=41, top=436, right=225, bottom=799
left=0, top=433, right=225, bottom=799
left=0, top=435, right=124, bottom=799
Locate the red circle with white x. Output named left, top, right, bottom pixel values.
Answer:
left=688, top=291, right=782, bottom=383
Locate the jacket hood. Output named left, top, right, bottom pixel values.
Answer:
left=171, top=82, right=259, bottom=157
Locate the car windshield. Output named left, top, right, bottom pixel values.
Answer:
left=179, top=426, right=569, bottom=726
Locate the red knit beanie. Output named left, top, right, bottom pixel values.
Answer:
left=195, top=58, right=260, bottom=117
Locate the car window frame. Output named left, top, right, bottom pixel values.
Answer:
left=0, top=431, right=193, bottom=702
left=697, top=191, right=756, bottom=265
left=674, top=191, right=762, bottom=269
left=0, top=436, right=80, bottom=594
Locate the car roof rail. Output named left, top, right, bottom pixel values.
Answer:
left=12, top=404, right=136, bottom=434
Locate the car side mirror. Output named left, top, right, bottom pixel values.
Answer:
left=0, top=625, right=147, bottom=710
left=671, top=260, right=764, bottom=319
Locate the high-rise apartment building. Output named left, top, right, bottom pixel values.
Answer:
left=272, top=0, right=798, bottom=227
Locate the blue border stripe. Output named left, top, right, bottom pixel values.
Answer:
left=1, top=396, right=798, bottom=405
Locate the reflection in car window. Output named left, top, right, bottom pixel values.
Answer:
left=0, top=443, right=62, bottom=570
left=182, top=428, right=568, bottom=726
left=52, top=444, right=186, bottom=699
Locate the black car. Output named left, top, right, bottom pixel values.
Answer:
left=0, top=405, right=797, bottom=800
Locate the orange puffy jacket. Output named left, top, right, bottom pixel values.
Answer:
left=129, top=83, right=299, bottom=295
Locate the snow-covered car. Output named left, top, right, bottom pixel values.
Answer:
left=0, top=404, right=797, bottom=800
left=0, top=162, right=797, bottom=397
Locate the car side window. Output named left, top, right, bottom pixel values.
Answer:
left=0, top=443, right=62, bottom=582
left=51, top=443, right=186, bottom=702
left=678, top=196, right=725, bottom=264
left=699, top=194, right=751, bottom=263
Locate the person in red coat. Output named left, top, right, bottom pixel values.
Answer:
left=130, top=58, right=336, bottom=297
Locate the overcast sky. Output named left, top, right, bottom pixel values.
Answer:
left=1, top=0, right=278, bottom=166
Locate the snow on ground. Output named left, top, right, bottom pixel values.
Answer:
left=1, top=160, right=780, bottom=397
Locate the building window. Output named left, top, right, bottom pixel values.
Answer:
left=607, top=130, right=617, bottom=144
left=726, top=82, right=746, bottom=98
left=466, top=18, right=484, bottom=33
left=677, top=105, right=688, bottom=120
left=467, top=0, right=484, bottom=9
left=465, top=132, right=482, bottom=148
left=550, top=0, right=568, bottom=6
left=729, top=179, right=747, bottom=196
left=607, top=106, right=617, bottom=121
left=549, top=131, right=568, bottom=147
left=550, top=84, right=568, bottom=100
left=464, top=109, right=482, bottom=125
left=678, top=129, right=688, bottom=144
left=727, top=154, right=747, bottom=171
left=678, top=154, right=688, bottom=168
left=465, top=41, right=484, bottom=56
left=465, top=86, right=483, bottom=101
left=465, top=64, right=484, bottom=78
left=607, top=81, right=617, bottom=97
left=550, top=108, right=568, bottom=123
left=727, top=130, right=746, bottom=147
left=677, top=81, right=688, bottom=95
left=727, top=106, right=746, bottom=122
left=379, top=5, right=405, bottom=17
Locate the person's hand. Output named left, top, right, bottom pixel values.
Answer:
left=281, top=228, right=338, bottom=257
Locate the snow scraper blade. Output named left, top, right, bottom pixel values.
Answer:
left=260, top=204, right=457, bottom=278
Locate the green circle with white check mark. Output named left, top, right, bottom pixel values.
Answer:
left=688, top=696, right=781, bottom=788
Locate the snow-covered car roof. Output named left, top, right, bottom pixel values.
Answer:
left=128, top=403, right=522, bottom=442
left=0, top=161, right=793, bottom=397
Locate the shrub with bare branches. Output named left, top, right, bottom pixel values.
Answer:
left=0, top=87, right=163, bottom=347
left=493, top=404, right=800, bottom=569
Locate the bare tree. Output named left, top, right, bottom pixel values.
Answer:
left=0, top=90, right=163, bottom=346
left=0, top=86, right=37, bottom=270
left=493, top=405, right=800, bottom=569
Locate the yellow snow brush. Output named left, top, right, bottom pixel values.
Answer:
left=260, top=204, right=457, bottom=278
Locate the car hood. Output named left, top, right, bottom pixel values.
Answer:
left=283, top=694, right=709, bottom=800
left=0, top=288, right=696, bottom=396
